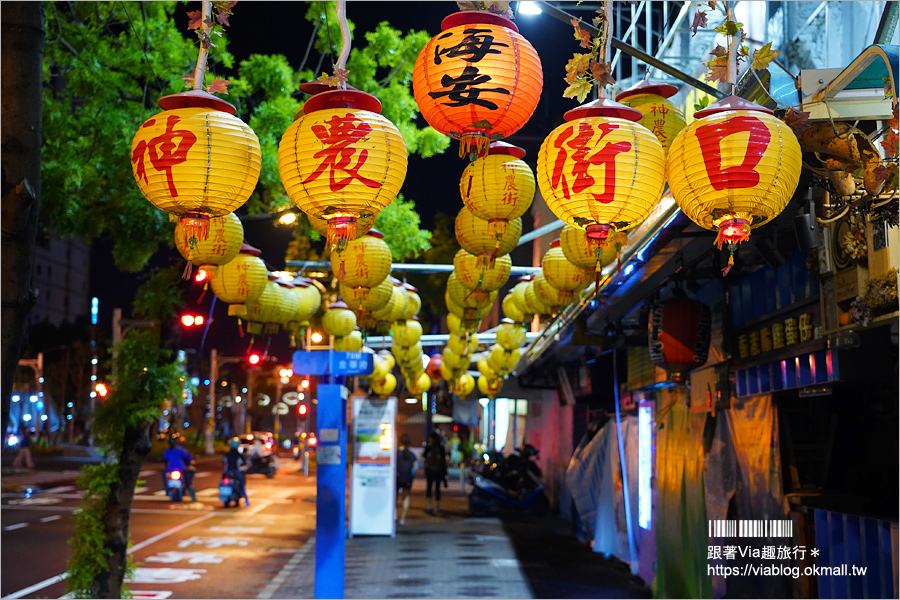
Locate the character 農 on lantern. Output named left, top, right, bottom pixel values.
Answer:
left=616, top=80, right=686, bottom=156
left=666, top=96, right=802, bottom=274
left=278, top=88, right=407, bottom=256
left=412, top=9, right=543, bottom=160
left=460, top=142, right=535, bottom=240
left=209, top=243, right=269, bottom=334
left=536, top=98, right=667, bottom=275
left=131, top=91, right=261, bottom=247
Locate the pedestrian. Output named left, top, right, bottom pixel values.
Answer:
left=396, top=434, right=416, bottom=525
left=162, top=436, right=197, bottom=502
left=423, top=432, right=447, bottom=515
left=223, top=437, right=250, bottom=507
left=12, top=426, right=34, bottom=469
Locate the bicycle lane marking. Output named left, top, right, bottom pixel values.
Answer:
left=4, top=512, right=217, bottom=599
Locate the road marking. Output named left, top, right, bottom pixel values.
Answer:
left=126, top=567, right=206, bottom=584
left=134, top=486, right=148, bottom=494
left=193, top=472, right=213, bottom=478
left=196, top=487, right=219, bottom=497
left=257, top=539, right=314, bottom=599
left=40, top=515, right=62, bottom=523
left=5, top=573, right=68, bottom=599
left=3, top=523, right=28, bottom=531
left=245, top=500, right=273, bottom=516
left=42, top=486, right=76, bottom=494
left=139, top=470, right=156, bottom=477
left=153, top=490, right=167, bottom=496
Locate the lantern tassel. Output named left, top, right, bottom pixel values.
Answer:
left=237, top=317, right=244, bottom=338
left=722, top=246, right=736, bottom=277
left=459, top=132, right=491, bottom=161
left=182, top=259, right=193, bottom=280
left=196, top=282, right=208, bottom=304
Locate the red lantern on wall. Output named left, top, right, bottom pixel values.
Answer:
left=412, top=11, right=543, bottom=160
left=648, top=298, right=712, bottom=382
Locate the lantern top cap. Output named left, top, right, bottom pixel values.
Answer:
left=487, top=141, right=526, bottom=159
left=616, top=80, right=680, bottom=100
left=276, top=279, right=295, bottom=288
left=564, top=98, right=643, bottom=122
left=364, top=229, right=385, bottom=239
left=267, top=274, right=279, bottom=281
left=442, top=10, right=518, bottom=33
left=298, top=80, right=359, bottom=96
left=518, top=275, right=535, bottom=282
left=500, top=317, right=516, bottom=325
left=157, top=90, right=236, bottom=114
left=329, top=301, right=350, bottom=310
left=549, top=239, right=561, bottom=248
left=403, top=283, right=419, bottom=292
left=693, top=94, right=774, bottom=118
left=302, top=89, right=382, bottom=115
left=240, top=243, right=262, bottom=256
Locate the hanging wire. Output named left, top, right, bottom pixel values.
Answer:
left=198, top=295, right=217, bottom=353
left=118, top=1, right=166, bottom=118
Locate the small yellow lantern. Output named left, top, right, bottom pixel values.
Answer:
left=478, top=375, right=502, bottom=399
left=244, top=276, right=284, bottom=335
left=477, top=356, right=498, bottom=381
left=488, top=344, right=522, bottom=376
left=340, top=278, right=393, bottom=330
left=392, top=318, right=423, bottom=348
left=334, top=329, right=364, bottom=352
left=408, top=371, right=432, bottom=395
left=174, top=211, right=243, bottom=279
left=453, top=249, right=511, bottom=299
left=452, top=373, right=476, bottom=398
left=442, top=347, right=468, bottom=371
left=372, top=282, right=409, bottom=332
left=371, top=353, right=390, bottom=381
left=278, top=89, right=407, bottom=255
left=542, top=240, right=593, bottom=304
left=616, top=80, right=687, bottom=156
left=502, top=292, right=528, bottom=324
left=560, top=223, right=624, bottom=276
left=447, top=273, right=496, bottom=310
left=322, top=301, right=357, bottom=337
left=330, top=229, right=392, bottom=290
left=447, top=331, right=479, bottom=357
left=400, top=284, right=422, bottom=320
left=210, top=243, right=269, bottom=331
left=440, top=361, right=464, bottom=384
left=275, top=280, right=300, bottom=331
left=460, top=142, right=535, bottom=238
left=666, top=96, right=802, bottom=274
left=495, top=319, right=526, bottom=351
left=510, top=279, right=536, bottom=322
left=533, top=272, right=565, bottom=312
left=131, top=91, right=261, bottom=244
left=455, top=207, right=522, bottom=268
left=370, top=372, right=397, bottom=398
left=379, top=350, right=396, bottom=372
left=523, top=278, right=551, bottom=316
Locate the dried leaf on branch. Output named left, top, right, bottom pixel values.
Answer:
left=205, top=78, right=230, bottom=94
left=751, top=42, right=781, bottom=71
left=782, top=108, right=811, bottom=133
left=691, top=10, right=708, bottom=36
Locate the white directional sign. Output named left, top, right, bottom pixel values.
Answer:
left=145, top=551, right=226, bottom=565
left=126, top=568, right=206, bottom=584
left=177, top=536, right=249, bottom=549
left=256, top=393, right=271, bottom=407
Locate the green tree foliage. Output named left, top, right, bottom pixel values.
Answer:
left=374, top=195, right=433, bottom=262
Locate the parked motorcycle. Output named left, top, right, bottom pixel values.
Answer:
left=165, top=469, right=186, bottom=502
left=218, top=470, right=244, bottom=508
left=245, top=454, right=277, bottom=478
left=468, top=445, right=548, bottom=516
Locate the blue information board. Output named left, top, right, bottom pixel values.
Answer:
left=292, top=350, right=373, bottom=376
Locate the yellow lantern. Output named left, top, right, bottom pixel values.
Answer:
left=174, top=212, right=243, bottom=279
left=306, top=210, right=375, bottom=241
left=447, top=331, right=478, bottom=357
left=210, top=243, right=268, bottom=329
left=560, top=223, right=623, bottom=277
left=412, top=11, right=543, bottom=159
left=372, top=282, right=409, bottom=332
left=447, top=273, right=496, bottom=310
left=541, top=240, right=593, bottom=304
left=408, top=371, right=432, bottom=395
left=334, top=329, right=363, bottom=352
left=502, top=292, right=528, bottom=324
left=478, top=375, right=502, bottom=399
left=488, top=344, right=521, bottom=376
left=378, top=350, right=396, bottom=372
left=292, top=277, right=323, bottom=324
left=330, top=229, right=392, bottom=291
left=533, top=272, right=565, bottom=312
left=477, top=356, right=498, bottom=381
left=322, top=301, right=357, bottom=337
left=460, top=142, right=535, bottom=238
left=400, top=284, right=421, bottom=320
left=275, top=280, right=300, bottom=330
left=666, top=96, right=802, bottom=273
left=536, top=98, right=666, bottom=260
left=340, top=278, right=392, bottom=330
left=442, top=347, right=467, bottom=371
left=455, top=207, right=522, bottom=268
left=495, top=319, right=526, bottom=351
left=452, top=373, right=476, bottom=398
left=392, top=318, right=423, bottom=348
left=616, top=81, right=687, bottom=156
left=370, top=353, right=390, bottom=381
left=509, top=280, right=535, bottom=323
left=523, top=278, right=551, bottom=316
left=244, top=276, right=283, bottom=335
left=131, top=91, right=261, bottom=243
left=370, top=372, right=397, bottom=398
left=278, top=89, right=407, bottom=254
left=453, top=250, right=511, bottom=298
left=440, top=361, right=463, bottom=383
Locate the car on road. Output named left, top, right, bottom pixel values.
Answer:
left=237, top=431, right=275, bottom=457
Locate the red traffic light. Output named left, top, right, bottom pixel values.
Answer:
left=300, top=378, right=310, bottom=390
left=181, top=314, right=204, bottom=327
left=298, top=404, right=308, bottom=416
left=195, top=268, right=210, bottom=283
left=248, top=353, right=261, bottom=365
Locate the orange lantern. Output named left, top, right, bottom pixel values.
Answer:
left=455, top=207, right=521, bottom=269
left=131, top=91, right=261, bottom=245
left=412, top=11, right=542, bottom=159
left=648, top=298, right=711, bottom=382
left=210, top=243, right=269, bottom=332
left=330, top=229, right=392, bottom=291
left=460, top=142, right=535, bottom=240
left=278, top=89, right=407, bottom=255
left=616, top=80, right=686, bottom=156
left=174, top=211, right=243, bottom=280
left=426, top=354, right=444, bottom=380
left=666, top=96, right=802, bottom=274
left=453, top=249, right=511, bottom=299
left=244, top=275, right=284, bottom=335
left=542, top=240, right=593, bottom=304
left=322, top=301, right=357, bottom=337
left=536, top=98, right=666, bottom=265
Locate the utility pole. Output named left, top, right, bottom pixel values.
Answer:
left=206, top=349, right=244, bottom=455
left=245, top=368, right=256, bottom=434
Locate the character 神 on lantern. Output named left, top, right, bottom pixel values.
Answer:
left=132, top=91, right=261, bottom=248
left=616, top=80, right=686, bottom=156
left=666, top=96, right=802, bottom=275
left=537, top=98, right=666, bottom=280
left=278, top=89, right=407, bottom=257
left=413, top=10, right=542, bottom=160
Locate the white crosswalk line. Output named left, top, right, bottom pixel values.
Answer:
left=4, top=523, right=28, bottom=531
left=40, top=515, right=62, bottom=523
left=196, top=488, right=219, bottom=497
left=42, top=486, right=75, bottom=494
left=134, top=487, right=148, bottom=494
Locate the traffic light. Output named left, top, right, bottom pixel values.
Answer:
left=298, top=404, right=308, bottom=416
left=95, top=382, right=109, bottom=398
left=279, top=368, right=293, bottom=378
left=299, top=378, right=310, bottom=390
left=181, top=314, right=205, bottom=327
left=194, top=267, right=211, bottom=283
left=248, top=353, right=261, bottom=365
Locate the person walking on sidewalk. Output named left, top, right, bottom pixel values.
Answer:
left=423, top=432, right=447, bottom=515
left=12, top=426, right=34, bottom=469
left=396, top=434, right=416, bottom=525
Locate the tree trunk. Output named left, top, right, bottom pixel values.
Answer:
left=91, top=422, right=153, bottom=598
left=1, top=2, right=44, bottom=438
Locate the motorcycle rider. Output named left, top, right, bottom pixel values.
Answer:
left=223, top=437, right=250, bottom=507
left=162, top=436, right=196, bottom=502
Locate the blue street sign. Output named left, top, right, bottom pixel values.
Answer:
left=292, top=350, right=374, bottom=377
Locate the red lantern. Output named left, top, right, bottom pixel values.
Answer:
left=426, top=354, right=444, bottom=380
left=648, top=299, right=711, bottom=382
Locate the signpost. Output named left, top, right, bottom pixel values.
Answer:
left=292, top=349, right=373, bottom=599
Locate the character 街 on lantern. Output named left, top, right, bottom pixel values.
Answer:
left=413, top=10, right=543, bottom=160
left=278, top=89, right=407, bottom=257
left=132, top=91, right=261, bottom=247
left=648, top=298, right=712, bottom=382
left=666, top=96, right=802, bottom=275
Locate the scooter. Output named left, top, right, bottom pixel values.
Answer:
left=245, top=454, right=277, bottom=478
left=468, top=470, right=549, bottom=517
left=218, top=470, right=244, bottom=508
left=165, top=469, right=186, bottom=502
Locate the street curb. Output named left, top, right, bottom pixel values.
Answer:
left=257, top=540, right=314, bottom=599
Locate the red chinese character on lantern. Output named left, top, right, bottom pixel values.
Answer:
left=304, top=114, right=382, bottom=192
left=132, top=115, right=198, bottom=197
left=500, top=169, right=519, bottom=205
left=696, top=115, right=771, bottom=191
left=551, top=121, right=632, bottom=203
